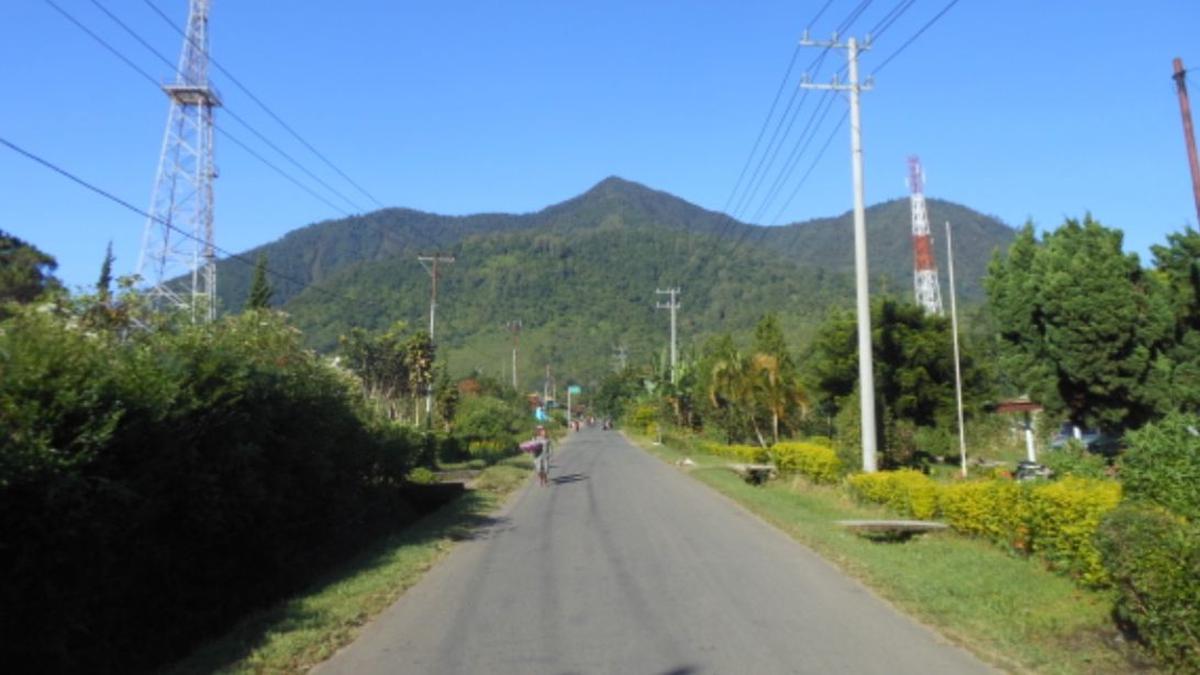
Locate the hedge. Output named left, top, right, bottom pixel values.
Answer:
left=847, top=470, right=1120, bottom=586
left=698, top=441, right=766, bottom=463
left=770, top=442, right=842, bottom=484
left=846, top=469, right=940, bottom=519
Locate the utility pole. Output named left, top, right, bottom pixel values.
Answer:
left=946, top=222, right=967, bottom=478
left=418, top=254, right=455, bottom=417
left=802, top=32, right=878, bottom=472
left=506, top=320, right=522, bottom=391
left=1174, top=58, right=1200, bottom=226
left=655, top=288, right=681, bottom=383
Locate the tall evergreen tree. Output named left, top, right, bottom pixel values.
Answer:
left=97, top=241, right=114, bottom=304
left=985, top=215, right=1171, bottom=431
left=246, top=253, right=273, bottom=310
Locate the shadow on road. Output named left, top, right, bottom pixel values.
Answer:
left=550, top=473, right=588, bottom=485
left=448, top=514, right=513, bottom=541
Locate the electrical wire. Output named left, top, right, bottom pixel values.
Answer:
left=870, top=0, right=962, bottom=75
left=87, top=0, right=365, bottom=213
left=0, top=136, right=349, bottom=302
left=868, top=0, right=918, bottom=40
left=142, top=0, right=385, bottom=209
left=47, top=0, right=448, bottom=258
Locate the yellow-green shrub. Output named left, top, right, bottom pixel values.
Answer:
left=939, top=479, right=1028, bottom=550
left=771, top=442, right=842, bottom=484
left=846, top=469, right=939, bottom=519
left=696, top=441, right=764, bottom=463
left=1027, top=477, right=1121, bottom=586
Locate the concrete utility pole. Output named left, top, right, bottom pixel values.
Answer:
left=801, top=32, right=878, bottom=472
left=655, top=288, right=681, bottom=383
left=946, top=222, right=968, bottom=478
left=506, top=320, right=522, bottom=391
left=1174, top=58, right=1200, bottom=226
left=418, top=254, right=455, bottom=417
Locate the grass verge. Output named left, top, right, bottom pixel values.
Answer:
left=631, top=435, right=1153, bottom=674
left=165, top=461, right=532, bottom=674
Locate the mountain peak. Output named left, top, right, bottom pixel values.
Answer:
left=584, top=175, right=653, bottom=197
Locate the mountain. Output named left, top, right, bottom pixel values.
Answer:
left=213, top=177, right=1014, bottom=388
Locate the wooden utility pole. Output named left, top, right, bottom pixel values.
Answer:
left=1175, top=58, right=1200, bottom=226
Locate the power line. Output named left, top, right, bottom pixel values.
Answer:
left=749, top=86, right=838, bottom=224
left=717, top=0, right=841, bottom=230
left=871, top=0, right=963, bottom=75
left=732, top=0, right=879, bottom=223
left=142, top=0, right=385, bottom=209
left=0, top=136, right=349, bottom=303
left=87, top=0, right=366, bottom=213
left=48, top=0, right=447, bottom=259
left=726, top=110, right=847, bottom=259
left=868, top=0, right=918, bottom=40
left=836, top=0, right=877, bottom=35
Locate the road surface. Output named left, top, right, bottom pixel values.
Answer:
left=317, top=430, right=991, bottom=675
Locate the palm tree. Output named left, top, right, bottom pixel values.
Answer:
left=751, top=353, right=809, bottom=444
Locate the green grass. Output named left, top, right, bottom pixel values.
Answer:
left=165, top=464, right=531, bottom=674
left=634, top=435, right=1154, bottom=674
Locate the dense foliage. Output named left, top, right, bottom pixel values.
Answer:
left=0, top=302, right=430, bottom=672
left=807, top=298, right=988, bottom=466
left=986, top=217, right=1171, bottom=431
left=0, top=229, right=61, bottom=316
left=211, top=178, right=1011, bottom=390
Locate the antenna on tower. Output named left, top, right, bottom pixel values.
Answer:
left=908, top=156, right=943, bottom=315
left=138, top=0, right=221, bottom=322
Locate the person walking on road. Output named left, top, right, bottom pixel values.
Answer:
left=533, top=425, right=551, bottom=486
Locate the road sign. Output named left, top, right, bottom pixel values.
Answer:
left=568, top=385, right=582, bottom=395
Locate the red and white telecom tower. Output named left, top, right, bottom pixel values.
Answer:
left=908, top=156, right=943, bottom=315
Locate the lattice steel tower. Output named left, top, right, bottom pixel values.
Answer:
left=138, top=0, right=220, bottom=321
left=908, top=156, right=943, bottom=315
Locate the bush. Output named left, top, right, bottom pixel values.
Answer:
left=938, top=479, right=1028, bottom=550
left=770, top=442, right=841, bottom=484
left=699, top=441, right=766, bottom=463
left=454, top=395, right=525, bottom=446
left=1026, top=477, right=1121, bottom=585
left=0, top=309, right=423, bottom=672
left=1041, top=439, right=1110, bottom=480
left=1097, top=504, right=1200, bottom=670
left=1121, top=413, right=1200, bottom=520
left=406, top=467, right=438, bottom=484
left=846, top=469, right=939, bottom=519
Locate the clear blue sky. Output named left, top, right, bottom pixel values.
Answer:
left=2, top=0, right=1198, bottom=289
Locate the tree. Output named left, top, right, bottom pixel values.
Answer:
left=0, top=229, right=60, bottom=315
left=986, top=215, right=1171, bottom=431
left=246, top=253, right=274, bottom=310
left=809, top=299, right=981, bottom=465
left=97, top=241, right=114, bottom=305
left=1150, top=228, right=1200, bottom=413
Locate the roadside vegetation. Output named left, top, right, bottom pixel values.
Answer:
left=602, top=217, right=1200, bottom=672
left=0, top=233, right=544, bottom=673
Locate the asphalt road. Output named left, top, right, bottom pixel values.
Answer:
left=317, top=430, right=992, bottom=675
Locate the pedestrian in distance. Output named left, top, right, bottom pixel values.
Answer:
left=533, top=425, right=551, bottom=486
